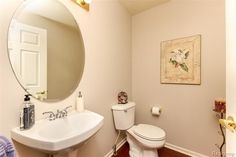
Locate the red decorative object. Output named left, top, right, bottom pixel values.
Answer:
left=213, top=98, right=226, bottom=157
left=213, top=98, right=226, bottom=113
left=118, top=91, right=128, bottom=104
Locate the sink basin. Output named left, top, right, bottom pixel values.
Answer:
left=11, top=110, right=104, bottom=152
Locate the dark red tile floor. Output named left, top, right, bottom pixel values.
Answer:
left=113, top=142, right=190, bottom=157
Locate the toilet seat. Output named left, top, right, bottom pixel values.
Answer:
left=127, top=124, right=166, bottom=149
left=133, top=124, right=165, bottom=141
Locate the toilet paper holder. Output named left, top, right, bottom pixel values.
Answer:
left=151, top=106, right=162, bottom=116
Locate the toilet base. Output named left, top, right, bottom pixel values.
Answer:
left=127, top=134, right=158, bottom=157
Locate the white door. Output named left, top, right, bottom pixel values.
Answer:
left=8, top=21, right=47, bottom=99
left=226, top=0, right=236, bottom=156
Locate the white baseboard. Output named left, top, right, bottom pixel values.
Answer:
left=165, top=142, right=209, bottom=157
left=104, top=139, right=209, bottom=157
left=104, top=138, right=127, bottom=157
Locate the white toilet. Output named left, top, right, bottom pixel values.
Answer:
left=112, top=102, right=166, bottom=157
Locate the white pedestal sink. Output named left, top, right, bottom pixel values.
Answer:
left=11, top=110, right=104, bottom=155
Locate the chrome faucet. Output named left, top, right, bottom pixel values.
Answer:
left=43, top=106, right=72, bottom=121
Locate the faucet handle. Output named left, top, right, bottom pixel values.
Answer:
left=65, top=105, right=72, bottom=110
left=62, top=106, right=72, bottom=117
left=42, top=111, right=55, bottom=121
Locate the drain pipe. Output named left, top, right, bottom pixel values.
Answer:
left=112, top=130, right=121, bottom=156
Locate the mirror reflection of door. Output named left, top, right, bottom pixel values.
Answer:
left=8, top=21, right=47, bottom=100
left=8, top=0, right=85, bottom=102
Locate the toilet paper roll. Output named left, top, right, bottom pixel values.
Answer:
left=151, top=106, right=162, bottom=116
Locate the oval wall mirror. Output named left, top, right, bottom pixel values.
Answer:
left=8, top=0, right=85, bottom=102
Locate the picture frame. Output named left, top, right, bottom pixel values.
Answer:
left=160, top=35, right=201, bottom=85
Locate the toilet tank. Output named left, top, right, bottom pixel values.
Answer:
left=111, top=102, right=135, bottom=130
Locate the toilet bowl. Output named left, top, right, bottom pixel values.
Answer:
left=127, top=124, right=165, bottom=157
left=111, top=102, right=166, bottom=157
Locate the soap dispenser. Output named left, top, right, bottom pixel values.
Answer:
left=20, top=94, right=35, bottom=130
left=76, top=91, right=84, bottom=112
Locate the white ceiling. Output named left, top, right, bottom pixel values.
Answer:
left=22, top=0, right=76, bottom=27
left=119, top=0, right=170, bottom=15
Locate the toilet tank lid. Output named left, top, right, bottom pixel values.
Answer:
left=112, top=102, right=135, bottom=111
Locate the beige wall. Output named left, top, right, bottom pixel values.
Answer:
left=0, top=69, right=2, bottom=132
left=132, top=0, right=225, bottom=156
left=0, top=0, right=131, bottom=157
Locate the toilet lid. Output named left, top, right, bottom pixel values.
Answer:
left=133, top=124, right=166, bottom=141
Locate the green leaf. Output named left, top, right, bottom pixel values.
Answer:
left=185, top=51, right=190, bottom=59
left=178, top=49, right=183, bottom=53
left=180, top=63, right=189, bottom=72
left=170, top=60, right=177, bottom=65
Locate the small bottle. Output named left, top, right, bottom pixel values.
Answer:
left=20, top=108, right=24, bottom=130
left=21, top=94, right=35, bottom=130
left=29, top=102, right=35, bottom=128
left=76, top=92, right=84, bottom=112
left=20, top=95, right=29, bottom=130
